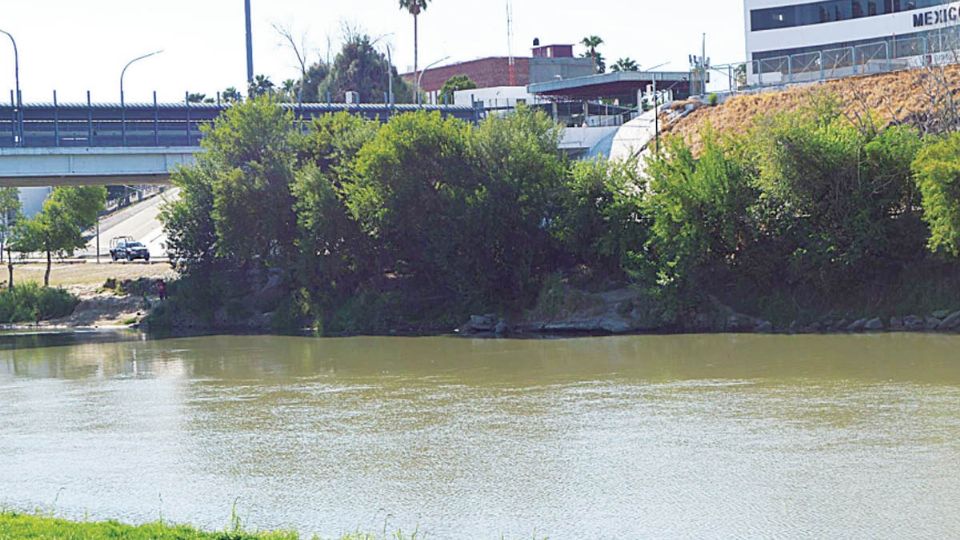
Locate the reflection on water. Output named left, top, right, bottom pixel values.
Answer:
left=1, top=332, right=959, bottom=538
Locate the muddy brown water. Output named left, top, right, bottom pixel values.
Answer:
left=2, top=332, right=960, bottom=538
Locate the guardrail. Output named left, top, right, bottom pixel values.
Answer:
left=0, top=98, right=483, bottom=148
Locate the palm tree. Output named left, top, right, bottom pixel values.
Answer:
left=580, top=35, right=605, bottom=73
left=611, top=57, right=639, bottom=72
left=399, top=0, right=431, bottom=94
left=249, top=74, right=275, bottom=97
left=282, top=79, right=297, bottom=102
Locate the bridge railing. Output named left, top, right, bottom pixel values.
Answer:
left=0, top=100, right=482, bottom=148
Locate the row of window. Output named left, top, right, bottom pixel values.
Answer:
left=751, top=0, right=949, bottom=31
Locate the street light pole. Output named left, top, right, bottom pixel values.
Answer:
left=0, top=29, right=22, bottom=146
left=642, top=61, right=669, bottom=155
left=245, top=0, right=254, bottom=91
left=417, top=56, right=450, bottom=106
left=120, top=50, right=163, bottom=145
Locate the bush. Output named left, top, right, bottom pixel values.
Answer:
left=914, top=132, right=960, bottom=256
left=0, top=283, right=77, bottom=323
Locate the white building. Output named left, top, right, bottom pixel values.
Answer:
left=745, top=0, right=960, bottom=84
left=453, top=86, right=534, bottom=110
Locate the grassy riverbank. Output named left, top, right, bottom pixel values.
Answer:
left=0, top=512, right=417, bottom=540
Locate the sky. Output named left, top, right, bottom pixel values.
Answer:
left=0, top=0, right=747, bottom=104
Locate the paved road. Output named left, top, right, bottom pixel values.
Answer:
left=82, top=188, right=180, bottom=260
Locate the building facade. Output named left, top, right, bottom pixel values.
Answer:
left=402, top=44, right=595, bottom=104
left=745, top=0, right=960, bottom=84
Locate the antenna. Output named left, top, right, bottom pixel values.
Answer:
left=506, top=1, right=515, bottom=83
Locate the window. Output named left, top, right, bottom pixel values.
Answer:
left=751, top=0, right=949, bottom=31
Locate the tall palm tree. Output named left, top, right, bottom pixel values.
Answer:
left=611, top=57, right=639, bottom=72
left=580, top=35, right=605, bottom=73
left=399, top=0, right=431, bottom=94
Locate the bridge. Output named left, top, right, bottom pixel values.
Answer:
left=0, top=101, right=482, bottom=186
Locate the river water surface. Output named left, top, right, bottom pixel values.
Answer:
left=1, top=332, right=960, bottom=538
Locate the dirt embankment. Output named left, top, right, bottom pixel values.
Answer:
left=663, top=64, right=960, bottom=154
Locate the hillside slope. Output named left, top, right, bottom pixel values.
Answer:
left=663, top=64, right=960, bottom=153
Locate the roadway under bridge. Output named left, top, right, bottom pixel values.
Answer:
left=0, top=102, right=481, bottom=186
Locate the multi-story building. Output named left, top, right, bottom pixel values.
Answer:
left=745, top=0, right=960, bottom=84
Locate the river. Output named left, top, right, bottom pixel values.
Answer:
left=1, top=331, right=959, bottom=538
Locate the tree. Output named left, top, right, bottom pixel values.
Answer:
left=399, top=0, right=431, bottom=94
left=0, top=188, right=19, bottom=264
left=438, top=75, right=477, bottom=104
left=580, top=36, right=605, bottom=73
left=914, top=132, right=960, bottom=256
left=611, top=57, right=639, bottom=72
left=319, top=33, right=413, bottom=104
left=222, top=87, right=243, bottom=103
left=274, top=23, right=312, bottom=106
left=15, top=187, right=105, bottom=287
left=0, top=187, right=21, bottom=288
left=187, top=93, right=214, bottom=104
left=249, top=74, right=275, bottom=98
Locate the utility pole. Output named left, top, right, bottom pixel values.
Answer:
left=245, top=0, right=254, bottom=91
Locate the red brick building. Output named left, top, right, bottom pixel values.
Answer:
left=402, top=44, right=595, bottom=100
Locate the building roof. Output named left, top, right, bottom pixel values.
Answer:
left=528, top=70, right=691, bottom=99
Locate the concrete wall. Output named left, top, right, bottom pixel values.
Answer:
left=529, top=57, right=596, bottom=84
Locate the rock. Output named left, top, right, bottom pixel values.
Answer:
left=103, top=277, right=117, bottom=290
left=925, top=317, right=942, bottom=331
left=830, top=319, right=849, bottom=332
left=936, top=310, right=960, bottom=331
left=727, top=313, right=757, bottom=332
left=864, top=318, right=884, bottom=331
left=933, top=309, right=952, bottom=319
left=755, top=320, right=774, bottom=333
left=903, top=315, right=925, bottom=331
left=494, top=320, right=509, bottom=336
left=460, top=314, right=498, bottom=334
left=847, top=319, right=868, bottom=332
left=889, top=316, right=903, bottom=331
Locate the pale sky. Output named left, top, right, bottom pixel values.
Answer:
left=0, top=0, right=746, bottom=104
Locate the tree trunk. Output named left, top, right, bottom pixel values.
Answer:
left=6, top=246, right=12, bottom=291
left=44, top=249, right=51, bottom=287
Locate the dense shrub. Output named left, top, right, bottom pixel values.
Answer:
left=0, top=283, right=77, bottom=323
left=914, top=132, right=960, bottom=256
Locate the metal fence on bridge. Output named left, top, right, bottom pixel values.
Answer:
left=0, top=99, right=482, bottom=148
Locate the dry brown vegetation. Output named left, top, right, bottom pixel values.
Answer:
left=663, top=64, right=960, bottom=153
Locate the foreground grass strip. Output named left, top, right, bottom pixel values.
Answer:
left=0, top=512, right=405, bottom=540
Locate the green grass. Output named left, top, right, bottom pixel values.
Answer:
left=0, top=512, right=423, bottom=540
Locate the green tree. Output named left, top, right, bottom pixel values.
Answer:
left=249, top=74, right=275, bottom=98
left=610, top=57, right=639, bottom=72
left=15, top=187, right=105, bottom=287
left=914, top=132, right=960, bottom=256
left=319, top=33, right=413, bottom=104
left=221, top=87, right=243, bottom=103
left=399, top=0, right=431, bottom=90
left=347, top=111, right=476, bottom=297
left=0, top=187, right=21, bottom=288
left=645, top=131, right=757, bottom=296
left=555, top=159, right=650, bottom=277
left=291, top=113, right=379, bottom=311
left=580, top=35, right=605, bottom=73
left=438, top=75, right=477, bottom=104
left=187, top=93, right=214, bottom=104
left=299, top=62, right=330, bottom=103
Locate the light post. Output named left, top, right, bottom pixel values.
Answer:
left=0, top=29, right=22, bottom=146
left=120, top=50, right=163, bottom=145
left=245, top=0, right=254, bottom=91
left=642, top=61, right=669, bottom=154
left=417, top=56, right=449, bottom=106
